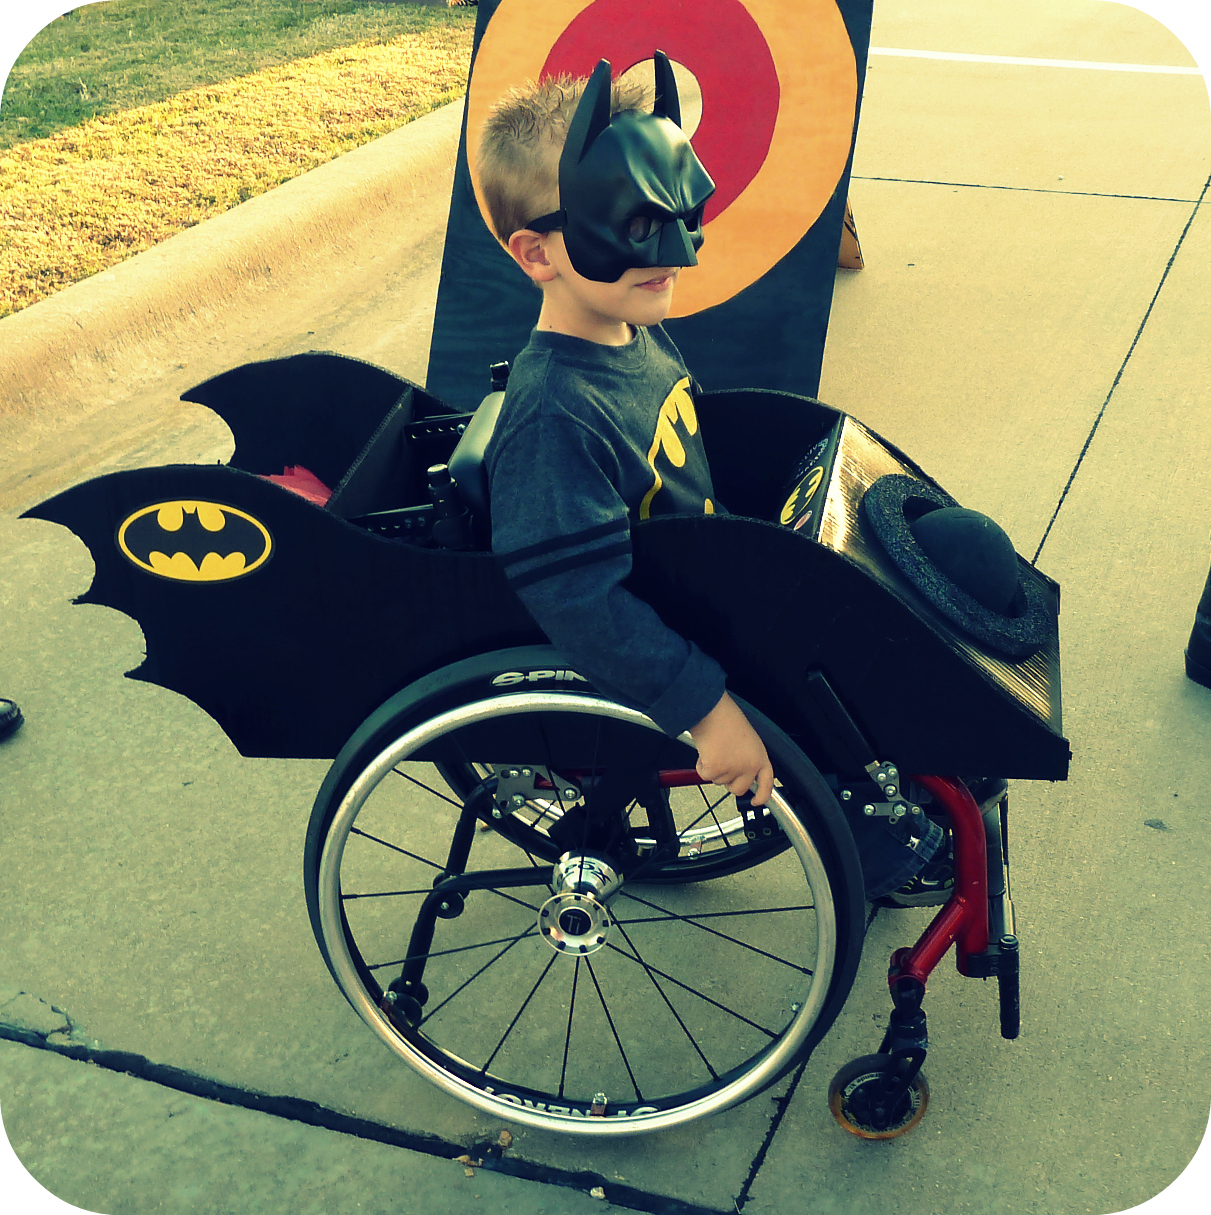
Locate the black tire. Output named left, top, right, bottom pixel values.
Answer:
left=304, top=647, right=864, bottom=1135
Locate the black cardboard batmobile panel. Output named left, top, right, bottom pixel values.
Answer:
left=25, top=352, right=1068, bottom=780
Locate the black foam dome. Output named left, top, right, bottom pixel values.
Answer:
left=910, top=507, right=1019, bottom=616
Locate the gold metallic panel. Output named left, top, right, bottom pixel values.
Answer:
left=818, top=418, right=1059, bottom=726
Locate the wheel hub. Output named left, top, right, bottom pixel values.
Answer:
left=538, top=891, right=612, bottom=954
left=538, top=852, right=621, bottom=956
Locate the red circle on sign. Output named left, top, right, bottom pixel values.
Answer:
left=541, top=0, right=779, bottom=222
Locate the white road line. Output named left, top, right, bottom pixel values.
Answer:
left=869, top=47, right=1203, bottom=75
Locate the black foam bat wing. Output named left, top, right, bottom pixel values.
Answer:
left=25, top=360, right=1067, bottom=779
left=24, top=463, right=540, bottom=759
left=181, top=350, right=455, bottom=484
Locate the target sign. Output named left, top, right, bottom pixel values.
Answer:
left=466, top=0, right=857, bottom=317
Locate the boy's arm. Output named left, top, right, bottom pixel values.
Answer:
left=491, top=415, right=773, bottom=803
left=492, top=413, right=721, bottom=733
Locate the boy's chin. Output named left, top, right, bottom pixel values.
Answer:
left=632, top=302, right=674, bottom=328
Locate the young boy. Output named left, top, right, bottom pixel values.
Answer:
left=478, top=58, right=949, bottom=904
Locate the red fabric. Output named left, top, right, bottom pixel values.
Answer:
left=260, top=465, right=333, bottom=507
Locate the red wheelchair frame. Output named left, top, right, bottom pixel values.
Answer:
left=824, top=773, right=1019, bottom=1138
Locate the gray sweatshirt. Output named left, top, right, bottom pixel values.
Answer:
left=485, top=325, right=727, bottom=736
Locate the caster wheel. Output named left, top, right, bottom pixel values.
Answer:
left=828, top=1054, right=929, bottom=1139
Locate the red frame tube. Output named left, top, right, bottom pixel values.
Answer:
left=537, top=769, right=706, bottom=789
left=891, top=776, right=990, bottom=984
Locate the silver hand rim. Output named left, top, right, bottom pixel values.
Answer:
left=317, top=691, right=838, bottom=1136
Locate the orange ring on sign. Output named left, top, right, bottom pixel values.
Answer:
left=465, top=0, right=856, bottom=318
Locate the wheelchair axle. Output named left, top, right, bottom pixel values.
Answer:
left=385, top=768, right=653, bottom=1014
left=538, top=852, right=623, bottom=956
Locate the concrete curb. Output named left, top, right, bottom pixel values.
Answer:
left=0, top=97, right=464, bottom=421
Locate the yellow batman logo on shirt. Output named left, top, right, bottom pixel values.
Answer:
left=640, top=377, right=715, bottom=520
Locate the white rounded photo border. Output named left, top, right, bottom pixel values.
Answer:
left=0, top=2, right=1208, bottom=1214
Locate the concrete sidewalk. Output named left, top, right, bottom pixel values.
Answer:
left=0, top=1041, right=632, bottom=1215
left=3, top=1, right=1210, bottom=1213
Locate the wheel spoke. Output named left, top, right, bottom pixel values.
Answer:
left=584, top=956, right=644, bottom=1103
left=558, top=958, right=581, bottom=1099
left=478, top=886, right=545, bottom=915
left=613, top=892, right=817, bottom=974
left=478, top=951, right=561, bottom=1074
left=419, top=925, right=541, bottom=1025
left=681, top=785, right=735, bottom=845
left=704, top=801, right=731, bottom=847
left=608, top=919, right=719, bottom=1079
left=390, top=766, right=470, bottom=811
left=604, top=939, right=780, bottom=1039
left=698, top=785, right=733, bottom=816
left=521, top=796, right=565, bottom=833
left=616, top=905, right=816, bottom=922
left=343, top=887, right=437, bottom=900
left=349, top=826, right=443, bottom=870
left=578, top=714, right=602, bottom=853
left=367, top=929, right=539, bottom=971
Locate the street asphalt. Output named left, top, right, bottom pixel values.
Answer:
left=2, top=1, right=1210, bottom=1213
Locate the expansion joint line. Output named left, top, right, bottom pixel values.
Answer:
left=849, top=175, right=1197, bottom=204
left=1032, top=172, right=1211, bottom=566
left=732, top=1058, right=809, bottom=1210
left=0, top=1025, right=731, bottom=1215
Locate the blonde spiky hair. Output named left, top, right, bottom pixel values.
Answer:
left=478, top=72, right=650, bottom=244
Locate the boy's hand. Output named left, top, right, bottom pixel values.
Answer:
left=689, top=692, right=776, bottom=806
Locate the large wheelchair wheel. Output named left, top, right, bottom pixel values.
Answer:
left=304, top=651, right=863, bottom=1136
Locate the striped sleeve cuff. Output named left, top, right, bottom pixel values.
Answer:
left=498, top=517, right=631, bottom=591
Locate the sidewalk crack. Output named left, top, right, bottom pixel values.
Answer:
left=731, top=1060, right=807, bottom=1211
left=850, top=175, right=1202, bottom=204
left=1032, top=172, right=1211, bottom=565
left=0, top=1025, right=729, bottom=1215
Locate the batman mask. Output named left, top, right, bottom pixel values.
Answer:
left=527, top=52, right=717, bottom=284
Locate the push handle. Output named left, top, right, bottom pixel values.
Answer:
left=427, top=464, right=473, bottom=551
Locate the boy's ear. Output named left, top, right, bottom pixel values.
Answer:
left=506, top=229, right=558, bottom=283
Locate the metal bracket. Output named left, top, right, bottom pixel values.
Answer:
left=838, top=760, right=924, bottom=824
left=738, top=793, right=779, bottom=841
left=491, top=766, right=582, bottom=817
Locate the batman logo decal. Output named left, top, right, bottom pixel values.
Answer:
left=117, top=501, right=273, bottom=582
left=639, top=377, right=715, bottom=520
left=780, top=465, right=825, bottom=528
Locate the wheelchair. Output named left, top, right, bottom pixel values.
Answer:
left=28, top=349, right=1067, bottom=1140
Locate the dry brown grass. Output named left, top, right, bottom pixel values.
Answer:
left=0, top=27, right=473, bottom=318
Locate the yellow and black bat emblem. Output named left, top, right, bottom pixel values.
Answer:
left=780, top=465, right=825, bottom=531
left=640, top=378, right=715, bottom=520
left=117, top=501, right=273, bottom=582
